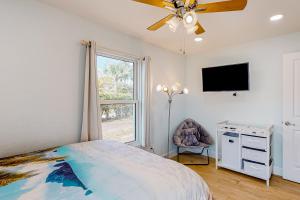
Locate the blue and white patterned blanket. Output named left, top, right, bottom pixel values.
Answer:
left=0, top=140, right=211, bottom=200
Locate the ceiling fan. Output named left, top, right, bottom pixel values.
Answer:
left=133, top=0, right=248, bottom=35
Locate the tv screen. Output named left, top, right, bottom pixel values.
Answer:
left=202, top=63, right=249, bottom=92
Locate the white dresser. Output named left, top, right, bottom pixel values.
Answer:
left=216, top=121, right=273, bottom=186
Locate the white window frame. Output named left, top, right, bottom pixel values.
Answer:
left=96, top=48, right=142, bottom=146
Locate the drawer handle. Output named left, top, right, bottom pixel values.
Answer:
left=229, top=140, right=234, bottom=143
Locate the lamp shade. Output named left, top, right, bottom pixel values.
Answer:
left=167, top=17, right=180, bottom=32
left=156, top=84, right=163, bottom=92
left=183, top=11, right=197, bottom=28
left=183, top=88, right=189, bottom=94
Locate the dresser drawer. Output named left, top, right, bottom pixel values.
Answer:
left=241, top=135, right=267, bottom=150
left=244, top=160, right=268, bottom=179
left=242, top=147, right=268, bottom=163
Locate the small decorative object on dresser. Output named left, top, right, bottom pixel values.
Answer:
left=216, top=121, right=273, bottom=186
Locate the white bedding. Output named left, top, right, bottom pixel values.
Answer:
left=71, top=140, right=212, bottom=200
left=0, top=140, right=212, bottom=200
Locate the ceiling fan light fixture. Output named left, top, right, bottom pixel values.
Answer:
left=185, top=15, right=193, bottom=24
left=183, top=11, right=197, bottom=28
left=186, top=26, right=197, bottom=34
left=168, top=24, right=177, bottom=32
left=167, top=17, right=180, bottom=32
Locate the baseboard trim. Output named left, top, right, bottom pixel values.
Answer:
left=162, top=150, right=177, bottom=158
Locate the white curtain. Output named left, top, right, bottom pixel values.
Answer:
left=141, top=57, right=152, bottom=148
left=80, top=41, right=102, bottom=142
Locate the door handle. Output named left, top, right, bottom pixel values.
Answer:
left=284, top=121, right=296, bottom=126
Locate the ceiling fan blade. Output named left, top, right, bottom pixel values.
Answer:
left=147, top=14, right=175, bottom=31
left=195, top=21, right=205, bottom=35
left=195, top=0, right=247, bottom=13
left=133, top=0, right=174, bottom=8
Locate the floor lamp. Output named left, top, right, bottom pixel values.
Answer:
left=156, top=84, right=189, bottom=158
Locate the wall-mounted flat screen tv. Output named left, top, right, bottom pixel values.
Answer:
left=202, top=63, right=249, bottom=92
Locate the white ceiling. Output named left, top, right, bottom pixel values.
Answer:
left=38, top=0, right=300, bottom=55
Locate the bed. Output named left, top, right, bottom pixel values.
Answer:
left=0, top=140, right=212, bottom=200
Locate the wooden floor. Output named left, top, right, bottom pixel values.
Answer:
left=173, top=155, right=300, bottom=200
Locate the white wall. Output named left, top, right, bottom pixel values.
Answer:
left=185, top=32, right=300, bottom=175
left=2, top=1, right=299, bottom=173
left=0, top=0, right=186, bottom=157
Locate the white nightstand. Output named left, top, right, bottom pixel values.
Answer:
left=216, top=121, right=273, bottom=186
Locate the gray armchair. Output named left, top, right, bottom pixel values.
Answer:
left=173, top=118, right=213, bottom=165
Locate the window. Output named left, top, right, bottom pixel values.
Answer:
left=97, top=51, right=141, bottom=145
